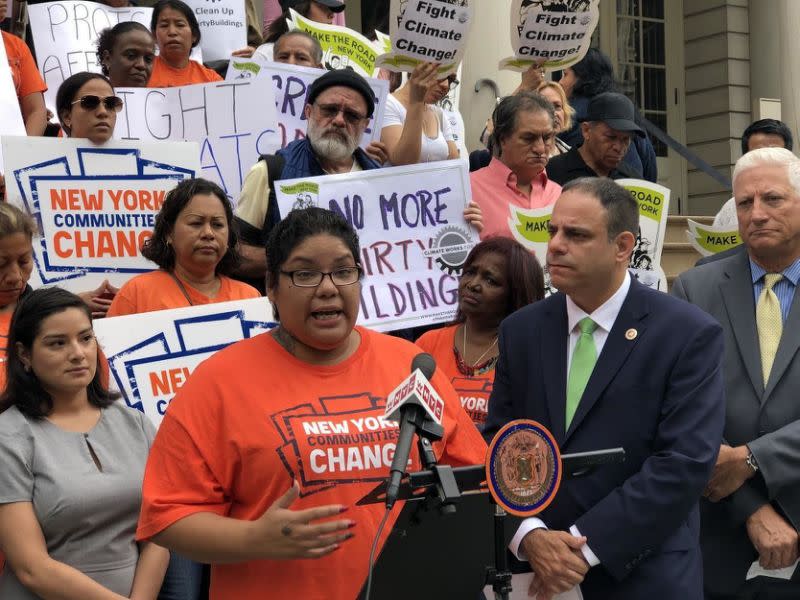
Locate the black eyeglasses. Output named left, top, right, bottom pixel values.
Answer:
left=315, top=104, right=368, bottom=125
left=71, top=95, right=124, bottom=112
left=281, top=267, right=362, bottom=287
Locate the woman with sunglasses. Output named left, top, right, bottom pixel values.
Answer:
left=136, top=207, right=486, bottom=599
left=381, top=61, right=459, bottom=166
left=55, top=72, right=123, bottom=145
left=55, top=72, right=124, bottom=318
left=107, top=178, right=260, bottom=318
left=0, top=287, right=169, bottom=599
left=147, top=0, right=223, bottom=88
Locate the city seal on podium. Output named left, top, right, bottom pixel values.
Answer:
left=485, top=420, right=562, bottom=516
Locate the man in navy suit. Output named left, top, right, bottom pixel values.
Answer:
left=483, top=177, right=726, bottom=599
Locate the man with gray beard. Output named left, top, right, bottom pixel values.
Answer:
left=233, top=69, right=383, bottom=291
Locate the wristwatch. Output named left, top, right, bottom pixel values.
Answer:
left=746, top=451, right=759, bottom=473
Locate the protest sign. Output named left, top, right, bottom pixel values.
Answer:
left=616, top=179, right=670, bottom=291
left=184, top=0, right=246, bottom=62
left=377, top=0, right=472, bottom=76
left=275, top=160, right=477, bottom=331
left=287, top=9, right=379, bottom=77
left=500, top=0, right=599, bottom=72
left=2, top=136, right=199, bottom=292
left=113, top=78, right=280, bottom=204
left=507, top=203, right=558, bottom=294
left=0, top=38, right=26, bottom=173
left=618, top=179, right=670, bottom=288
left=686, top=219, right=742, bottom=256
left=29, top=1, right=151, bottom=110
left=508, top=178, right=670, bottom=292
left=225, top=59, right=389, bottom=149
left=96, top=298, right=275, bottom=427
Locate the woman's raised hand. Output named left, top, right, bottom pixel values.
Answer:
left=408, top=62, right=442, bottom=105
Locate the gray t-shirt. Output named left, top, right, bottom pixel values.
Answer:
left=0, top=401, right=155, bottom=598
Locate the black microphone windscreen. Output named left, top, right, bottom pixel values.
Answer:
left=411, top=353, right=436, bottom=380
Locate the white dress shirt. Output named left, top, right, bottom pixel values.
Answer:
left=510, top=272, right=632, bottom=569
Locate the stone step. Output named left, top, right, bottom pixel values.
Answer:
left=665, top=215, right=714, bottom=244
left=661, top=242, right=702, bottom=282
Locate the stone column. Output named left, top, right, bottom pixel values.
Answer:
left=459, top=0, right=520, bottom=150
left=778, top=0, right=800, bottom=143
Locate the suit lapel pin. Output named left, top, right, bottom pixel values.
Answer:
left=625, top=328, right=638, bottom=341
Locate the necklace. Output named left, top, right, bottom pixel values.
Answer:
left=462, top=322, right=498, bottom=367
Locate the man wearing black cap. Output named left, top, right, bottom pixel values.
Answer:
left=233, top=68, right=381, bottom=290
left=546, top=92, right=644, bottom=186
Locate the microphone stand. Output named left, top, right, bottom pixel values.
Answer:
left=361, top=449, right=625, bottom=600
left=485, top=502, right=512, bottom=600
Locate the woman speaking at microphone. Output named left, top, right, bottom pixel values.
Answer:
left=137, top=207, right=485, bottom=599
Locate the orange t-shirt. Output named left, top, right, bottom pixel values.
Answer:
left=416, top=324, right=495, bottom=427
left=2, top=31, right=47, bottom=100
left=0, top=311, right=10, bottom=393
left=106, top=270, right=261, bottom=317
left=147, top=56, right=223, bottom=87
left=137, top=327, right=486, bottom=600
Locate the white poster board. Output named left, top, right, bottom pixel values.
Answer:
left=29, top=1, right=152, bottom=110
left=500, top=0, right=599, bottom=72
left=113, top=78, right=280, bottom=204
left=2, top=136, right=199, bottom=292
left=377, top=0, right=472, bottom=76
left=0, top=38, right=26, bottom=173
left=96, top=298, right=275, bottom=427
left=184, top=0, right=246, bottom=62
left=686, top=220, right=742, bottom=256
left=275, top=160, right=477, bottom=331
left=618, top=179, right=670, bottom=289
left=225, top=59, right=389, bottom=150
left=287, top=9, right=380, bottom=77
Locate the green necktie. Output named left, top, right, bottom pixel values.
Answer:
left=566, top=317, right=598, bottom=428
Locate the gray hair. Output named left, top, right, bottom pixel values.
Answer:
left=733, top=147, right=800, bottom=195
left=275, top=31, right=323, bottom=65
left=489, top=92, right=556, bottom=158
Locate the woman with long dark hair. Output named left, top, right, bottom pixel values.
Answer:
left=0, top=287, right=169, bottom=599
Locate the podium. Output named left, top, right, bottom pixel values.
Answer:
left=356, top=450, right=624, bottom=600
